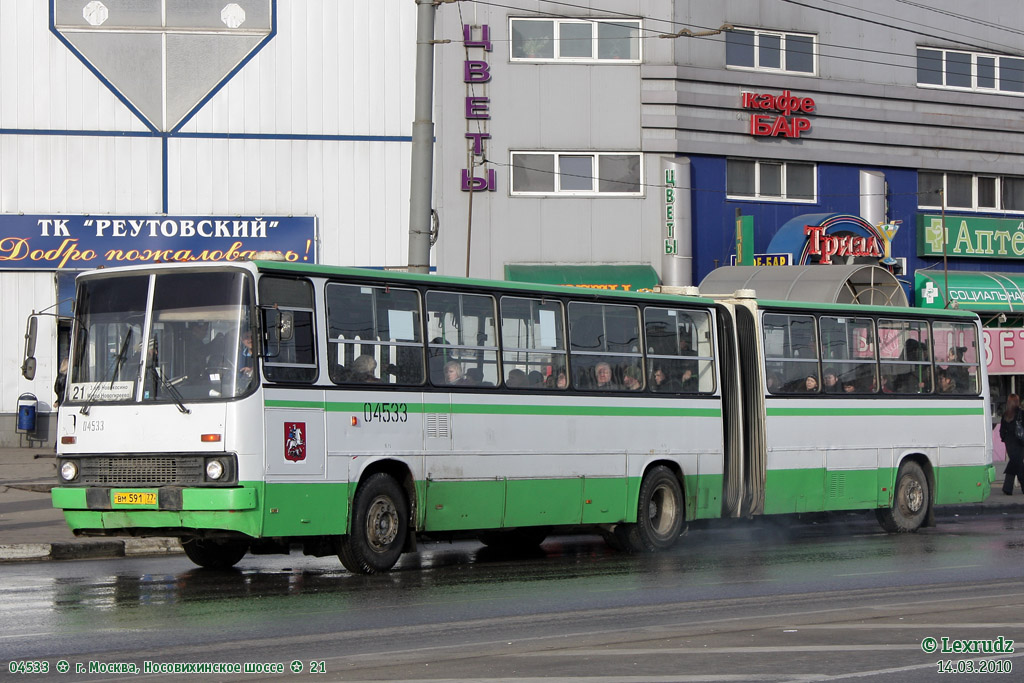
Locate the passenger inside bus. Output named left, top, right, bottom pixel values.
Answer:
left=506, top=368, right=527, bottom=387
left=350, top=355, right=380, bottom=383
left=622, top=365, right=643, bottom=391
left=937, top=368, right=957, bottom=393
left=236, top=331, right=255, bottom=389
left=443, top=361, right=464, bottom=385
left=593, top=361, right=619, bottom=390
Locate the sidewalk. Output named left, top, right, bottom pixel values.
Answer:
left=2, top=446, right=1024, bottom=563
left=0, top=447, right=181, bottom=562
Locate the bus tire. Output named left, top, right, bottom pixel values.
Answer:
left=181, top=538, right=249, bottom=569
left=876, top=461, right=929, bottom=533
left=338, top=473, right=409, bottom=574
left=478, top=527, right=550, bottom=551
left=616, top=466, right=685, bottom=553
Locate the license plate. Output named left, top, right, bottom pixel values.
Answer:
left=113, top=491, right=157, bottom=506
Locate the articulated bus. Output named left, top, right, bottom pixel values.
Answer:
left=32, top=261, right=993, bottom=573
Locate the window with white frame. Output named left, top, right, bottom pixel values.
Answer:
left=918, top=171, right=1024, bottom=212
left=917, top=47, right=1024, bottom=94
left=727, top=159, right=816, bottom=201
left=511, top=152, right=642, bottom=196
left=509, top=18, right=641, bottom=62
left=726, top=28, right=815, bottom=74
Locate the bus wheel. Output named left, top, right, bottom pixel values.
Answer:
left=338, top=473, right=409, bottom=574
left=876, top=461, right=929, bottom=533
left=478, top=527, right=550, bottom=551
left=181, top=538, right=249, bottom=569
left=615, top=466, right=685, bottom=553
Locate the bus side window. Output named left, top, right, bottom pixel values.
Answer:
left=500, top=296, right=567, bottom=390
left=879, top=319, right=932, bottom=394
left=762, top=312, right=819, bottom=394
left=819, top=316, right=877, bottom=394
left=259, top=277, right=318, bottom=383
left=326, top=283, right=424, bottom=385
left=568, top=302, right=642, bottom=392
left=644, top=307, right=715, bottom=393
left=933, top=321, right=980, bottom=395
left=426, top=291, right=500, bottom=387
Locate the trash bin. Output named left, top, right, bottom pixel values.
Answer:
left=16, top=393, right=37, bottom=433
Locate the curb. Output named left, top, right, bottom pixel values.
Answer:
left=0, top=538, right=182, bottom=563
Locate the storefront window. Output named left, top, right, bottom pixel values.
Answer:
left=559, top=155, right=593, bottom=192
left=919, top=171, right=1024, bottom=213
left=510, top=18, right=640, bottom=62
left=727, top=28, right=816, bottom=74
left=947, top=173, right=973, bottom=208
left=597, top=21, right=640, bottom=60
left=511, top=152, right=642, bottom=196
left=727, top=160, right=755, bottom=197
left=1001, top=57, right=1024, bottom=92
left=1003, top=177, right=1024, bottom=211
left=727, top=159, right=815, bottom=202
left=511, top=19, right=554, bottom=59
left=917, top=46, right=1024, bottom=95
left=559, top=22, right=591, bottom=58
left=946, top=52, right=972, bottom=88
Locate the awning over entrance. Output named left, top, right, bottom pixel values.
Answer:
left=504, top=264, right=659, bottom=292
left=698, top=264, right=908, bottom=306
left=915, top=270, right=1024, bottom=312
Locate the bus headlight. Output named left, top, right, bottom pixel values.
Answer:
left=60, top=460, right=78, bottom=482
left=205, top=459, right=225, bottom=481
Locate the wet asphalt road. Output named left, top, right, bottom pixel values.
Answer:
left=2, top=509, right=1024, bottom=681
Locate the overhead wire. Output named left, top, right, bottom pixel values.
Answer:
left=446, top=0, right=1024, bottom=81
left=440, top=0, right=1024, bottom=207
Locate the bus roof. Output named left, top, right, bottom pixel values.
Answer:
left=71, top=260, right=978, bottom=321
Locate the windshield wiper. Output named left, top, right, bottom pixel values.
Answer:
left=147, top=365, right=191, bottom=415
left=80, top=329, right=133, bottom=416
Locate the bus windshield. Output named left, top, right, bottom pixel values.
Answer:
left=68, top=270, right=255, bottom=404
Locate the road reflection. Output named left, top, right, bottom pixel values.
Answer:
left=41, top=510, right=998, bottom=614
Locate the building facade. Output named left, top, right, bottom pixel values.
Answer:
left=432, top=0, right=1024, bottom=412
left=0, top=0, right=416, bottom=444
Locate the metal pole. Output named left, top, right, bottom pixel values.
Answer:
left=407, top=0, right=438, bottom=275
left=465, top=155, right=474, bottom=277
left=941, top=188, right=949, bottom=308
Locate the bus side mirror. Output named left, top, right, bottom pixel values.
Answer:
left=22, top=357, right=36, bottom=381
left=279, top=311, right=294, bottom=342
left=22, top=316, right=38, bottom=380
left=260, top=308, right=293, bottom=359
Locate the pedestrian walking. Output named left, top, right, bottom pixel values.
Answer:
left=998, top=394, right=1024, bottom=495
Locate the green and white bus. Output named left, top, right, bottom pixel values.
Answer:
left=35, top=261, right=993, bottom=573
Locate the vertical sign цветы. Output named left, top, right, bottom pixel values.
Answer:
left=461, top=25, right=496, bottom=192
left=664, top=168, right=678, bottom=255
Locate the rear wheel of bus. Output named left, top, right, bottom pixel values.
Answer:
left=338, top=473, right=409, bottom=574
left=181, top=537, right=250, bottom=569
left=876, top=460, right=929, bottom=533
left=614, top=465, right=685, bottom=553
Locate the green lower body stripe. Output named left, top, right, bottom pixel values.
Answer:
left=51, top=464, right=991, bottom=539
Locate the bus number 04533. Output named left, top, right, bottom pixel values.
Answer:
left=362, top=402, right=408, bottom=423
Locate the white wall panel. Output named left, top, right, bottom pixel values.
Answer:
left=168, top=137, right=410, bottom=267
left=184, top=1, right=415, bottom=137
left=0, top=134, right=162, bottom=214
left=0, top=0, right=149, bottom=132
left=0, top=272, right=57, bottom=415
